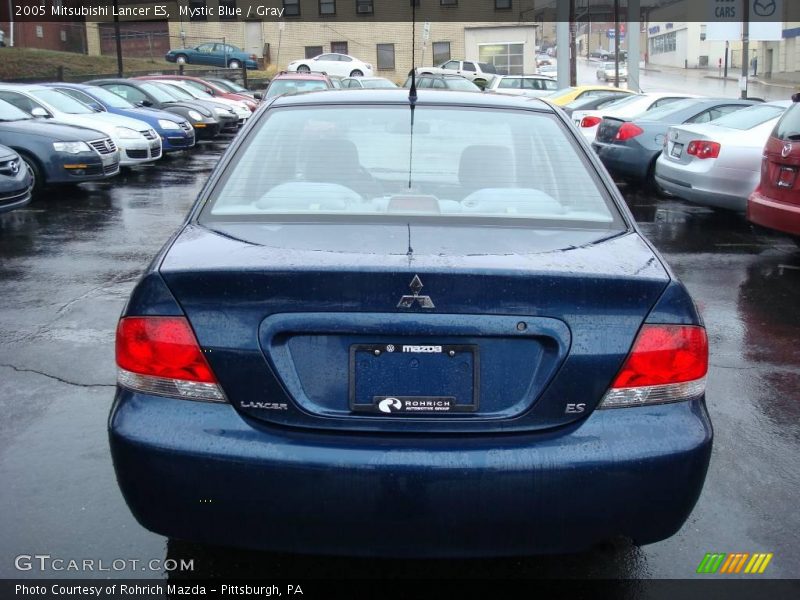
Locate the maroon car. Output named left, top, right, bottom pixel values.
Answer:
left=748, top=94, right=800, bottom=246
left=133, top=75, right=257, bottom=112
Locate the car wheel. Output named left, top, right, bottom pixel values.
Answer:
left=175, top=55, right=188, bottom=65
left=297, top=64, right=310, bottom=73
left=350, top=69, right=364, bottom=77
left=228, top=59, right=241, bottom=69
left=20, top=154, right=43, bottom=195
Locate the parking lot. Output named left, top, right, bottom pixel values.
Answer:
left=1, top=122, right=799, bottom=579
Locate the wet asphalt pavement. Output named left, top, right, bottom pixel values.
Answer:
left=1, top=134, right=799, bottom=582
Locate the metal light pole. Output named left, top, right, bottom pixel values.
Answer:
left=113, top=0, right=123, bottom=77
left=614, top=0, right=620, bottom=88
left=741, top=0, right=749, bottom=99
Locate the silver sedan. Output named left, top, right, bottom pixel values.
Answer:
left=655, top=101, right=790, bottom=211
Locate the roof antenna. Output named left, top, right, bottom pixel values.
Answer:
left=409, top=1, right=417, bottom=103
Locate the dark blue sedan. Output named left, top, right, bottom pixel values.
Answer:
left=44, top=83, right=196, bottom=153
left=110, top=90, right=712, bottom=556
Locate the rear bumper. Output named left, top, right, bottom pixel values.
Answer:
left=109, top=391, right=712, bottom=557
left=747, top=190, right=800, bottom=236
left=592, top=141, right=655, bottom=181
left=655, top=159, right=754, bottom=211
left=655, top=172, right=748, bottom=211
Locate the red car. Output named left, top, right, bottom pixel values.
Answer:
left=133, top=75, right=258, bottom=112
left=748, top=94, right=800, bottom=246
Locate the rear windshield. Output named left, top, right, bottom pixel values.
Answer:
left=772, top=103, right=800, bottom=141
left=710, top=104, right=785, bottom=130
left=632, top=98, right=699, bottom=121
left=266, top=80, right=330, bottom=98
left=478, top=63, right=498, bottom=74
left=565, top=94, right=625, bottom=111
left=202, top=105, right=621, bottom=227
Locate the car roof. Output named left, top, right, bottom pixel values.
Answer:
left=273, top=72, right=330, bottom=81
left=268, top=89, right=554, bottom=111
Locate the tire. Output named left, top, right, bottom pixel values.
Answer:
left=20, top=154, right=43, bottom=195
left=175, top=54, right=188, bottom=65
left=350, top=69, right=364, bottom=77
left=228, top=59, right=241, bottom=69
left=297, top=64, right=310, bottom=73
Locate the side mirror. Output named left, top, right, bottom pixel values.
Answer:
left=140, top=99, right=153, bottom=107
left=254, top=92, right=263, bottom=100
left=90, top=103, right=105, bottom=112
left=30, top=107, right=50, bottom=118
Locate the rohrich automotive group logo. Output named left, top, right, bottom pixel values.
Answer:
left=696, top=552, right=773, bottom=574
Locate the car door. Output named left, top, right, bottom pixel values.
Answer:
left=461, top=61, right=477, bottom=78
left=314, top=54, right=339, bottom=76
left=193, top=43, right=218, bottom=67
left=440, top=60, right=460, bottom=75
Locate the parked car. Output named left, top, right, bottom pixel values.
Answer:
left=748, top=96, right=800, bottom=244
left=286, top=53, right=374, bottom=78
left=416, top=59, right=499, bottom=89
left=138, top=75, right=258, bottom=111
left=403, top=74, right=482, bottom=92
left=596, top=62, right=628, bottom=82
left=537, top=64, right=558, bottom=76
left=655, top=101, right=791, bottom=211
left=110, top=89, right=712, bottom=557
left=87, top=79, right=222, bottom=139
left=590, top=48, right=628, bottom=61
left=545, top=85, right=637, bottom=106
left=264, top=72, right=334, bottom=99
left=0, top=99, right=119, bottom=194
left=486, top=75, right=558, bottom=98
left=591, top=98, right=759, bottom=188
left=0, top=143, right=33, bottom=213
left=340, top=77, right=398, bottom=89
left=142, top=79, right=249, bottom=129
left=44, top=83, right=196, bottom=153
left=205, top=78, right=262, bottom=101
left=536, top=54, right=552, bottom=67
left=0, top=85, right=161, bottom=166
left=165, top=43, right=258, bottom=70
left=574, top=92, right=698, bottom=142
left=560, top=92, right=639, bottom=118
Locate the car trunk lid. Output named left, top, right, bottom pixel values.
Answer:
left=159, top=223, right=669, bottom=433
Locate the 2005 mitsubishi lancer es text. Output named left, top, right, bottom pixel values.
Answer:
left=109, top=88, right=712, bottom=557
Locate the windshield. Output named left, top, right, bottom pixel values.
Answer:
left=632, top=98, right=699, bottom=121
left=213, top=79, right=247, bottom=92
left=204, top=105, right=620, bottom=228
left=711, top=104, right=786, bottom=130
left=139, top=82, right=180, bottom=103
left=773, top=104, right=800, bottom=141
left=30, top=89, right=95, bottom=114
left=447, top=78, right=481, bottom=91
left=266, top=80, right=329, bottom=98
left=0, top=99, right=32, bottom=121
left=599, top=94, right=644, bottom=110
left=160, top=84, right=196, bottom=100
left=565, top=95, right=623, bottom=110
left=170, top=83, right=212, bottom=99
left=85, top=86, right=134, bottom=108
left=362, top=79, right=398, bottom=89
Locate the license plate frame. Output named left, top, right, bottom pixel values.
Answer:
left=349, top=343, right=480, bottom=415
left=777, top=165, right=797, bottom=189
left=670, top=142, right=684, bottom=159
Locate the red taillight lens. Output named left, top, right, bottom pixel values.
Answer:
left=116, top=316, right=216, bottom=383
left=614, top=122, right=644, bottom=141
left=686, top=140, right=721, bottom=159
left=612, top=325, right=708, bottom=388
left=580, top=115, right=602, bottom=128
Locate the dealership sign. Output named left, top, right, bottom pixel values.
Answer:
left=706, top=0, right=783, bottom=41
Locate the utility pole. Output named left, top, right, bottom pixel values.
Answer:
left=112, top=0, right=123, bottom=77
left=570, top=0, right=577, bottom=86
left=614, top=0, right=620, bottom=87
left=740, top=0, right=749, bottom=99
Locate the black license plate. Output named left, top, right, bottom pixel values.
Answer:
left=349, top=343, right=479, bottom=415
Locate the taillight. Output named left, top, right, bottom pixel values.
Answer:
left=614, top=122, right=644, bottom=141
left=580, top=115, right=602, bottom=128
left=599, top=324, right=708, bottom=409
left=686, top=140, right=721, bottom=159
left=116, top=316, right=225, bottom=402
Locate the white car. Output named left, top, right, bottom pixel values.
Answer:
left=0, top=85, right=161, bottom=165
left=574, top=92, right=699, bottom=143
left=416, top=59, right=499, bottom=89
left=655, top=101, right=791, bottom=211
left=287, top=53, right=374, bottom=78
left=596, top=62, right=628, bottom=81
left=155, top=80, right=250, bottom=125
left=486, top=75, right=559, bottom=98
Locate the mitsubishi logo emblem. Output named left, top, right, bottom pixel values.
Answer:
left=782, top=142, right=792, bottom=158
left=397, top=275, right=435, bottom=309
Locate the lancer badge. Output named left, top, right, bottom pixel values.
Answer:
left=782, top=142, right=792, bottom=158
left=397, top=275, right=435, bottom=309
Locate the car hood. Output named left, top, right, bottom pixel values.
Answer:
left=0, top=119, right=108, bottom=141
